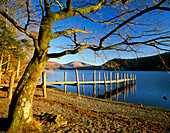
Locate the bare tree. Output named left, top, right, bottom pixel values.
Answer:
left=0, top=0, right=169, bottom=131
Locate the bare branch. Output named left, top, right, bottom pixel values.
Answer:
left=158, top=7, right=170, bottom=11
left=54, top=0, right=63, bottom=10
left=0, top=9, right=36, bottom=40
left=99, top=0, right=167, bottom=47
left=52, top=29, right=92, bottom=39
left=53, top=1, right=107, bottom=22
left=40, top=0, right=45, bottom=17
left=158, top=50, right=170, bottom=70
left=47, top=45, right=94, bottom=58
left=73, top=32, right=79, bottom=47
left=39, top=46, right=51, bottom=62
left=25, top=0, right=31, bottom=30
left=76, top=8, right=138, bottom=25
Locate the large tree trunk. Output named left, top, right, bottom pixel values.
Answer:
left=7, top=51, right=48, bottom=131
left=7, top=12, right=53, bottom=132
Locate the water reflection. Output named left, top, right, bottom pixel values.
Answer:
left=98, top=82, right=136, bottom=102
left=44, top=70, right=170, bottom=109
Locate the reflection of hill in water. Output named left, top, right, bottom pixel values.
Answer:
left=98, top=82, right=136, bottom=102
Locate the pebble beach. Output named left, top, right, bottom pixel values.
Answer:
left=0, top=87, right=169, bottom=132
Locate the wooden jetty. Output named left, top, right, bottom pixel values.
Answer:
left=0, top=70, right=136, bottom=99
left=40, top=70, right=136, bottom=98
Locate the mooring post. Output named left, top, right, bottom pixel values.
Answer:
left=114, top=73, right=116, bottom=90
left=98, top=72, right=100, bottom=96
left=103, top=72, right=107, bottom=98
left=93, top=70, right=96, bottom=98
left=120, top=74, right=123, bottom=86
left=130, top=74, right=132, bottom=86
left=64, top=71, right=67, bottom=94
left=116, top=73, right=119, bottom=92
left=123, top=73, right=126, bottom=86
left=82, top=73, right=84, bottom=95
left=126, top=73, right=129, bottom=85
left=42, top=71, right=47, bottom=98
left=133, top=74, right=135, bottom=84
left=8, top=72, right=15, bottom=100
left=106, top=72, right=108, bottom=81
left=110, top=72, right=112, bottom=93
left=123, top=73, right=126, bottom=98
left=126, top=74, right=129, bottom=97
left=75, top=69, right=80, bottom=96
left=135, top=74, right=136, bottom=84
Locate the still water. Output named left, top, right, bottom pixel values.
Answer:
left=41, top=70, right=170, bottom=109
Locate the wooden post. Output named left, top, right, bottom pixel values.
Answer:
left=123, top=91, right=126, bottom=101
left=135, top=74, right=136, bottom=84
left=8, top=72, right=15, bottom=100
left=110, top=72, right=112, bottom=93
left=130, top=74, right=132, bottom=86
left=126, top=73, right=129, bottom=85
left=114, top=73, right=116, bottom=90
left=82, top=73, right=84, bottom=95
left=123, top=73, right=126, bottom=86
left=75, top=69, right=80, bottom=96
left=126, top=74, right=129, bottom=97
left=116, top=73, right=119, bottom=92
left=64, top=71, right=67, bottom=94
left=123, top=74, right=126, bottom=100
left=42, top=71, right=47, bottom=98
left=98, top=72, right=100, bottom=96
left=93, top=70, right=96, bottom=98
left=103, top=72, right=107, bottom=98
left=133, top=74, right=135, bottom=84
left=120, top=74, right=123, bottom=86
left=106, top=72, right=108, bottom=81
left=116, top=93, right=118, bottom=102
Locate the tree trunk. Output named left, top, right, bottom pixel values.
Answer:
left=7, top=52, right=48, bottom=131
left=5, top=54, right=10, bottom=74
left=0, top=53, right=3, bottom=84
left=16, top=59, right=20, bottom=77
left=7, top=12, right=53, bottom=132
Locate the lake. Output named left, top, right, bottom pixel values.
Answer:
left=41, top=70, right=170, bottom=109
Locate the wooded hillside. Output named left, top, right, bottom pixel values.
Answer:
left=102, top=52, right=170, bottom=71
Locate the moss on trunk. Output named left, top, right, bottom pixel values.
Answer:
left=7, top=52, right=48, bottom=131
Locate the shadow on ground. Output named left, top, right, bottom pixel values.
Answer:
left=0, top=118, right=9, bottom=132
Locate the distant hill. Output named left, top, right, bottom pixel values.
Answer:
left=45, top=61, right=95, bottom=70
left=45, top=61, right=68, bottom=70
left=101, top=52, right=170, bottom=71
left=63, top=61, right=93, bottom=68
left=45, top=52, right=170, bottom=71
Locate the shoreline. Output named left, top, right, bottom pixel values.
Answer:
left=48, top=86, right=170, bottom=111
left=35, top=87, right=170, bottom=132
left=0, top=86, right=169, bottom=132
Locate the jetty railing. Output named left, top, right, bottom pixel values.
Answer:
left=40, top=69, right=136, bottom=98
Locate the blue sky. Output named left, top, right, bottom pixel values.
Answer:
left=46, top=1, right=170, bottom=66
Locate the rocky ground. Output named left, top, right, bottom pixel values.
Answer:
left=0, top=86, right=170, bottom=133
